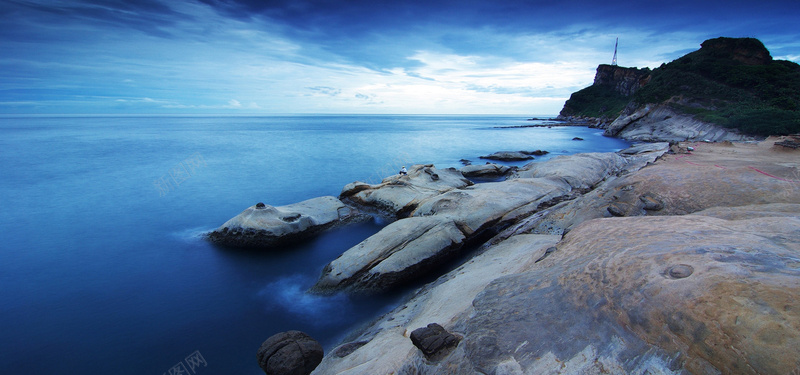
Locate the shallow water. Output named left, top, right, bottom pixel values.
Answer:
left=0, top=115, right=629, bottom=374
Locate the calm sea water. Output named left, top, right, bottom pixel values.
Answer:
left=0, top=115, right=629, bottom=374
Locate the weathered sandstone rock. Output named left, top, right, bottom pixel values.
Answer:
left=314, top=205, right=800, bottom=374
left=604, top=103, right=754, bottom=142
left=511, top=152, right=629, bottom=190
left=257, top=331, right=323, bottom=375
left=312, top=234, right=561, bottom=374
left=207, top=196, right=364, bottom=249
left=313, top=151, right=657, bottom=294
left=532, top=140, right=799, bottom=235
left=339, top=164, right=472, bottom=218
left=311, top=216, right=467, bottom=294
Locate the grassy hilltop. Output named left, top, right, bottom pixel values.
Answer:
left=562, top=37, right=800, bottom=136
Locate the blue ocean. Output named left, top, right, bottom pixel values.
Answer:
left=0, top=115, right=629, bottom=374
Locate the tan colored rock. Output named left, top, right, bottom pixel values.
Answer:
left=533, top=140, right=800, bottom=235
left=339, top=164, right=472, bottom=218
left=318, top=205, right=800, bottom=374
left=312, top=234, right=561, bottom=374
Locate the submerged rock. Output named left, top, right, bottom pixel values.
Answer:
left=207, top=196, right=365, bottom=249
left=257, top=331, right=323, bottom=375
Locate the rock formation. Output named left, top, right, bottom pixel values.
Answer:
left=459, top=163, right=512, bottom=179
left=207, top=196, right=366, bottom=249
left=592, top=64, right=651, bottom=97
left=603, top=103, right=752, bottom=142
left=561, top=37, right=800, bottom=141
left=479, top=150, right=548, bottom=161
left=311, top=149, right=667, bottom=294
left=257, top=331, right=323, bottom=375
left=339, top=164, right=472, bottom=219
left=309, top=139, right=800, bottom=374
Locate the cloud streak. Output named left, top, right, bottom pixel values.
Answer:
left=1, top=0, right=798, bottom=114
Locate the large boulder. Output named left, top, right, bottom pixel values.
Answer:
left=207, top=196, right=365, bottom=249
left=257, top=331, right=323, bottom=375
left=339, top=164, right=472, bottom=218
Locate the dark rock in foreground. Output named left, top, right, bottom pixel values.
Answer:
left=257, top=331, right=323, bottom=375
left=409, top=323, right=461, bottom=361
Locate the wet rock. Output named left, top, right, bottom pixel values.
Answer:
left=572, top=137, right=584, bottom=141
left=409, top=323, right=461, bottom=360
left=257, top=331, right=323, bottom=375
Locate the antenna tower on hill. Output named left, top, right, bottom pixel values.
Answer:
left=611, top=37, right=618, bottom=66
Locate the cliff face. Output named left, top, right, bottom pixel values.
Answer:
left=593, top=64, right=651, bottom=97
left=562, top=37, right=800, bottom=140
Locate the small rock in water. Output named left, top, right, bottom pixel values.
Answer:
left=256, top=331, right=323, bottom=375
left=572, top=137, right=584, bottom=141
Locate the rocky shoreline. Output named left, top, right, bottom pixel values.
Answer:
left=210, top=135, right=800, bottom=374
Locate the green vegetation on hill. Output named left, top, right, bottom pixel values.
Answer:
left=635, top=37, right=800, bottom=136
left=562, top=37, right=800, bottom=136
left=560, top=84, right=630, bottom=119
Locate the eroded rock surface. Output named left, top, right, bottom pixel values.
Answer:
left=339, top=164, right=472, bottom=218
left=314, top=205, right=800, bottom=374
left=312, top=150, right=650, bottom=294
left=207, top=196, right=364, bottom=249
left=604, top=103, right=754, bottom=142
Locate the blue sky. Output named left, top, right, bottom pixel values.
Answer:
left=1, top=0, right=799, bottom=115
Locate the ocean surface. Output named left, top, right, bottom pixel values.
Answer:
left=0, top=115, right=630, bottom=374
